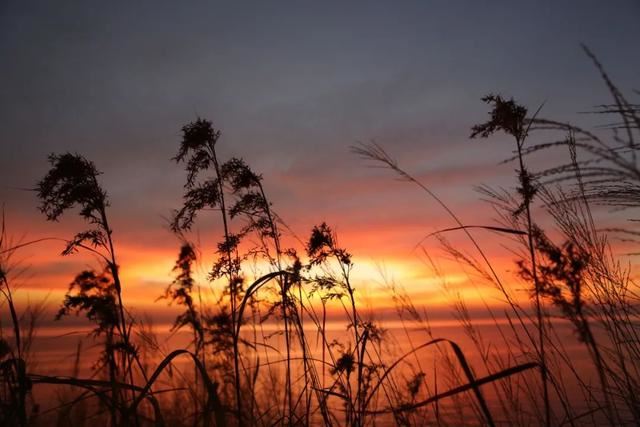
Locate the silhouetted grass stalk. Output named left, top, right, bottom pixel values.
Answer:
left=0, top=213, right=28, bottom=427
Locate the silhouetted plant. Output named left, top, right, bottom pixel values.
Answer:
left=5, top=46, right=639, bottom=426
left=162, top=242, right=208, bottom=417
left=171, top=116, right=314, bottom=425
left=36, top=153, right=134, bottom=426
left=525, top=46, right=640, bottom=211
left=162, top=242, right=204, bottom=348
left=57, top=269, right=119, bottom=336
left=222, top=157, right=282, bottom=263
left=172, top=118, right=247, bottom=424
left=472, top=95, right=539, bottom=217
left=306, top=222, right=381, bottom=427
left=508, top=47, right=640, bottom=424
left=172, top=118, right=297, bottom=424
left=521, top=227, right=616, bottom=423
left=37, top=153, right=107, bottom=224
left=36, top=154, right=128, bottom=338
left=55, top=267, right=128, bottom=421
left=471, top=95, right=527, bottom=140
left=307, top=222, right=352, bottom=267
left=471, top=94, right=551, bottom=427
left=406, top=372, right=426, bottom=400
left=0, top=215, right=31, bottom=427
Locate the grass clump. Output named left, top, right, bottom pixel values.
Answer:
left=0, top=47, right=637, bottom=427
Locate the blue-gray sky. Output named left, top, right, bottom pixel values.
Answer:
left=1, top=1, right=639, bottom=305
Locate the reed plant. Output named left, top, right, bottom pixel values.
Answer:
left=0, top=46, right=637, bottom=427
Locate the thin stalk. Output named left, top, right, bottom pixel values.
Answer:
left=281, top=276, right=293, bottom=425
left=580, top=312, right=616, bottom=423
left=297, top=282, right=311, bottom=426
left=98, top=204, right=138, bottom=425
left=208, top=144, right=244, bottom=426
left=106, top=328, right=119, bottom=427
left=1, top=277, right=27, bottom=427
left=515, top=136, right=551, bottom=427
left=255, top=180, right=293, bottom=425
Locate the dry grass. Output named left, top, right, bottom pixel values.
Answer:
left=1, top=47, right=638, bottom=426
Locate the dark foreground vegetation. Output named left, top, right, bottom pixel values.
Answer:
left=1, top=47, right=639, bottom=426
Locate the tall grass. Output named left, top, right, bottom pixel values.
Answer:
left=0, top=47, right=638, bottom=426
left=355, top=48, right=640, bottom=426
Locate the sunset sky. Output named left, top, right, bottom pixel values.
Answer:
left=2, top=1, right=639, bottom=322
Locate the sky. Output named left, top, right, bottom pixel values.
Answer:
left=1, top=1, right=639, bottom=321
